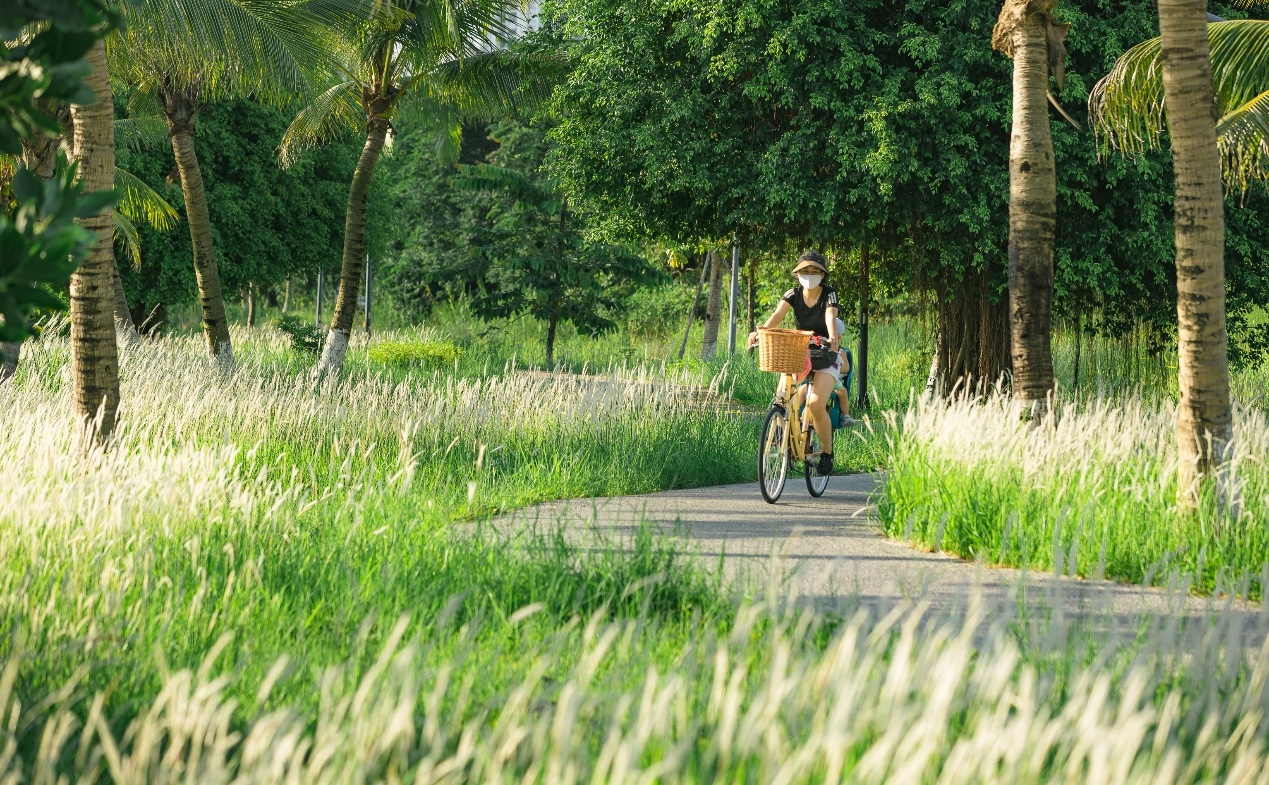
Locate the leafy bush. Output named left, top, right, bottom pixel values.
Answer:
left=369, top=339, right=460, bottom=368
left=272, top=314, right=322, bottom=356
left=624, top=280, right=700, bottom=340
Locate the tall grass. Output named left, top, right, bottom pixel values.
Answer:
left=879, top=393, right=1269, bottom=595
left=1, top=325, right=756, bottom=724
left=5, top=583, right=1269, bottom=782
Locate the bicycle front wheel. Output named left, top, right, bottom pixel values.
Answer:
left=758, top=406, right=790, bottom=504
left=804, top=427, right=830, bottom=497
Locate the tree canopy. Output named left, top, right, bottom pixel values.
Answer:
left=542, top=0, right=1269, bottom=360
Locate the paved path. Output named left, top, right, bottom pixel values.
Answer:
left=500, top=472, right=1269, bottom=641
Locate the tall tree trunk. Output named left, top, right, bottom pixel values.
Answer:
left=283, top=277, right=292, bottom=312
left=994, top=0, right=1062, bottom=417
left=69, top=41, right=120, bottom=442
left=545, top=311, right=559, bottom=369
left=701, top=250, right=722, bottom=360
left=245, top=285, right=257, bottom=327
left=161, top=85, right=233, bottom=367
left=316, top=121, right=389, bottom=374
left=24, top=108, right=138, bottom=344
left=747, top=255, right=756, bottom=336
left=1158, top=0, right=1233, bottom=507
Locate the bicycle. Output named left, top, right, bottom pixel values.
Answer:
left=754, top=328, right=832, bottom=504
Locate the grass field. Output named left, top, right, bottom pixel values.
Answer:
left=7, top=572, right=1269, bottom=782
left=11, top=305, right=1269, bottom=779
left=878, top=320, right=1269, bottom=597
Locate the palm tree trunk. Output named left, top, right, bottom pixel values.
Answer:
left=995, top=0, right=1058, bottom=416
left=316, top=122, right=389, bottom=374
left=24, top=113, right=139, bottom=345
left=68, top=40, right=120, bottom=442
left=160, top=84, right=233, bottom=367
left=169, top=127, right=234, bottom=366
left=701, top=250, right=722, bottom=360
left=1158, top=0, right=1233, bottom=507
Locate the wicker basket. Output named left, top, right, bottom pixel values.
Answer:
left=757, top=328, right=812, bottom=373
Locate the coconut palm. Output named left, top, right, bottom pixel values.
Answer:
left=22, top=108, right=137, bottom=343
left=1090, top=3, right=1232, bottom=507
left=69, top=40, right=121, bottom=442
left=992, top=0, right=1069, bottom=417
left=106, top=0, right=328, bottom=368
left=16, top=116, right=179, bottom=344
left=280, top=0, right=551, bottom=374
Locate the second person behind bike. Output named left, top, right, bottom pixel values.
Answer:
left=748, top=250, right=841, bottom=475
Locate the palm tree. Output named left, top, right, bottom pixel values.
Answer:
left=991, top=0, right=1069, bottom=417
left=281, top=0, right=549, bottom=374
left=69, top=40, right=121, bottom=442
left=17, top=115, right=179, bottom=345
left=1090, top=4, right=1232, bottom=507
left=106, top=0, right=326, bottom=368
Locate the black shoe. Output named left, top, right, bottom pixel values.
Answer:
left=817, top=452, right=834, bottom=475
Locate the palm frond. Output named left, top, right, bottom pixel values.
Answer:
left=427, top=48, right=562, bottom=119
left=1217, top=88, right=1269, bottom=187
left=114, top=116, right=169, bottom=151
left=1088, top=35, right=1165, bottom=156
left=109, top=0, right=340, bottom=108
left=115, top=168, right=179, bottom=231
left=280, top=79, right=362, bottom=166
left=125, top=85, right=164, bottom=118
left=113, top=209, right=143, bottom=269
left=1091, top=20, right=1269, bottom=184
left=391, top=91, right=464, bottom=161
left=1210, top=20, right=1269, bottom=113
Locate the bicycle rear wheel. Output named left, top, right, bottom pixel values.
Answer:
left=758, top=406, right=790, bottom=504
left=804, top=427, right=830, bottom=497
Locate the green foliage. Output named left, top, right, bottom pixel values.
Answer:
left=271, top=313, right=321, bottom=355
left=0, top=161, right=113, bottom=340
left=0, top=0, right=107, bottom=155
left=116, top=99, right=357, bottom=316
left=450, top=121, right=662, bottom=361
left=542, top=0, right=1269, bottom=363
left=367, top=338, right=460, bottom=368
left=0, top=0, right=116, bottom=340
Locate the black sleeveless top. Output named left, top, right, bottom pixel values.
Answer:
left=782, top=285, right=839, bottom=338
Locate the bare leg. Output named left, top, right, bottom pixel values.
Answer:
left=806, top=371, right=836, bottom=454
left=835, top=388, right=850, bottom=416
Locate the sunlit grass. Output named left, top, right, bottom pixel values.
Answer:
left=879, top=392, right=1269, bottom=596
left=6, top=581, right=1269, bottom=782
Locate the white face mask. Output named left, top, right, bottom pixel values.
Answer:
left=797, top=274, right=823, bottom=290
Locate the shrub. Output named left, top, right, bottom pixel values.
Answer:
left=369, top=338, right=461, bottom=368
left=272, top=314, right=322, bottom=356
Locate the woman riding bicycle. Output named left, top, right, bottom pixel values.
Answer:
left=748, top=250, right=841, bottom=475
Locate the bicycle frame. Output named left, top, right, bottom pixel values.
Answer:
left=772, top=372, right=811, bottom=462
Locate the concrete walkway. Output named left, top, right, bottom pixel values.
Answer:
left=500, top=472, right=1269, bottom=641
